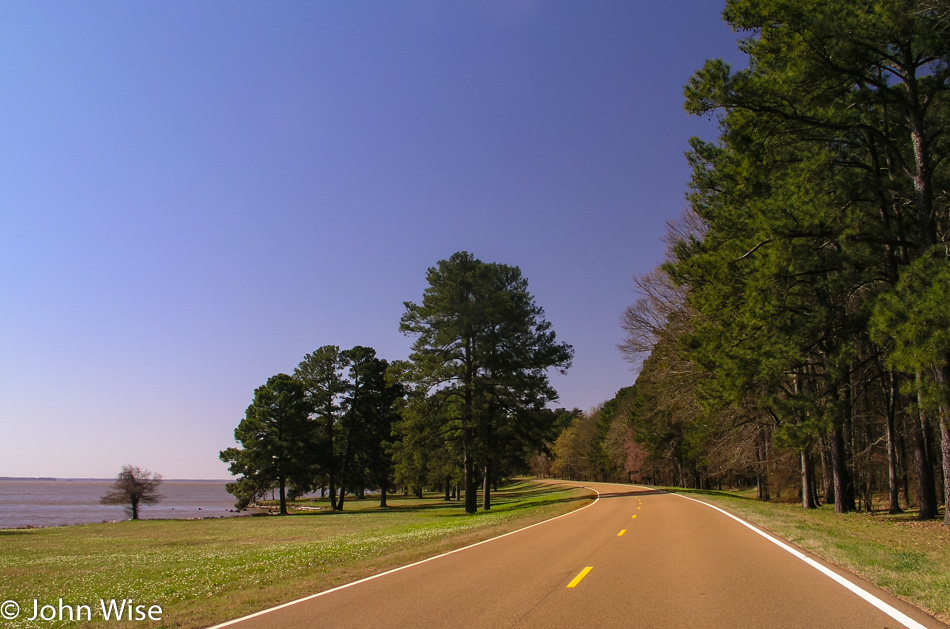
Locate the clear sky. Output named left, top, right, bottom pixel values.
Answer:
left=1, top=1, right=744, bottom=479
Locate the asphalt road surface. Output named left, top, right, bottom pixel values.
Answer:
left=211, top=481, right=946, bottom=629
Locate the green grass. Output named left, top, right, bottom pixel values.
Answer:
left=668, top=488, right=950, bottom=623
left=0, top=480, right=591, bottom=628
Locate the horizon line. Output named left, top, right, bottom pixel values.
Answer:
left=0, top=476, right=233, bottom=482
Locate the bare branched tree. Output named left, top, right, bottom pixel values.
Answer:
left=619, top=267, right=688, bottom=361
left=619, top=210, right=702, bottom=364
left=915, top=0, right=950, bottom=23
left=100, top=465, right=163, bottom=521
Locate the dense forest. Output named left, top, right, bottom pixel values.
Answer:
left=554, top=0, right=950, bottom=523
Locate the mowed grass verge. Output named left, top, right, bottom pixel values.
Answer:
left=0, top=480, right=591, bottom=629
left=670, top=488, right=950, bottom=624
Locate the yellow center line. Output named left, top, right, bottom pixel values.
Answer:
left=567, top=566, right=593, bottom=588
left=631, top=514, right=637, bottom=519
left=617, top=529, right=626, bottom=536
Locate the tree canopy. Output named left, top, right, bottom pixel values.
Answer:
left=220, top=373, right=314, bottom=515
left=99, top=465, right=163, bottom=521
left=400, top=252, right=573, bottom=513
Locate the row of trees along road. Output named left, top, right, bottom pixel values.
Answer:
left=221, top=252, right=573, bottom=515
left=599, top=0, right=950, bottom=523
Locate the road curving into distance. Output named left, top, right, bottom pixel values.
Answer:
left=209, top=481, right=947, bottom=629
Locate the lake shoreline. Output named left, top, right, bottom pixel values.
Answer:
left=0, top=478, right=248, bottom=530
left=3, top=508, right=267, bottom=531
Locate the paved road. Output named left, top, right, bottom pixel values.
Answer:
left=212, top=481, right=946, bottom=628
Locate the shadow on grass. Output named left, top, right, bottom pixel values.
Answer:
left=479, top=492, right=595, bottom=515
left=276, top=481, right=749, bottom=518
left=281, top=483, right=684, bottom=519
left=866, top=509, right=946, bottom=523
left=664, top=488, right=946, bottom=524
left=595, top=488, right=669, bottom=499
left=280, top=482, right=598, bottom=518
left=660, top=487, right=756, bottom=500
left=275, top=481, right=699, bottom=518
left=0, top=529, right=38, bottom=536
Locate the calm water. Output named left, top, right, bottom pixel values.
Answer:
left=0, top=479, right=246, bottom=529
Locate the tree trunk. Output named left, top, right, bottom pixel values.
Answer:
left=831, top=427, right=853, bottom=514
left=463, top=434, right=478, bottom=514
left=278, top=476, right=287, bottom=515
left=870, top=132, right=906, bottom=514
left=938, top=388, right=950, bottom=525
left=482, top=400, right=494, bottom=511
left=885, top=373, right=903, bottom=514
left=907, top=56, right=941, bottom=521
left=379, top=486, right=388, bottom=508
left=327, top=454, right=336, bottom=511
left=819, top=438, right=834, bottom=506
left=914, top=373, right=939, bottom=519
left=933, top=361, right=950, bottom=526
left=906, top=72, right=937, bottom=252
left=336, top=426, right=355, bottom=511
left=940, top=416, right=950, bottom=526
left=898, top=422, right=911, bottom=509
left=801, top=448, right=817, bottom=509
left=842, top=377, right=857, bottom=511
left=755, top=425, right=770, bottom=501
left=464, top=453, right=478, bottom=513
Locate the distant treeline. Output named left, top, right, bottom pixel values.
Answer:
left=548, top=0, right=950, bottom=523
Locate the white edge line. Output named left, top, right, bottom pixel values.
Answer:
left=207, top=485, right=601, bottom=628
left=673, top=493, right=928, bottom=629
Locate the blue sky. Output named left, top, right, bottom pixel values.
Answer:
left=1, top=1, right=744, bottom=479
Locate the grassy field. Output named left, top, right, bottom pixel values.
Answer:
left=671, top=488, right=950, bottom=624
left=0, top=480, right=591, bottom=629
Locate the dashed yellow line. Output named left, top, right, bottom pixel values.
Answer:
left=631, top=514, right=637, bottom=519
left=617, top=529, right=626, bottom=537
left=567, top=566, right=593, bottom=588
